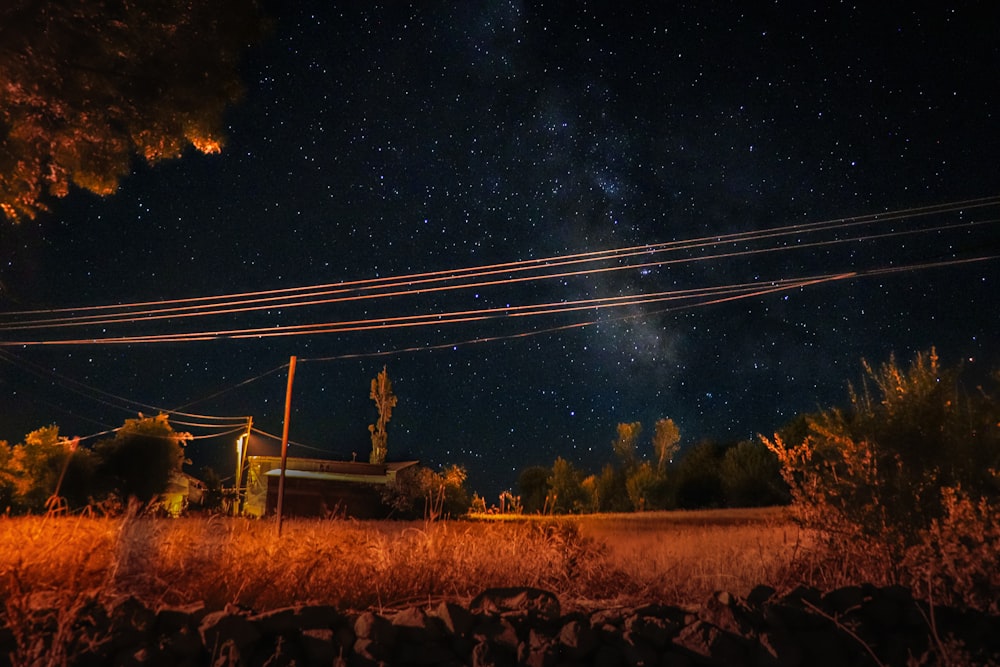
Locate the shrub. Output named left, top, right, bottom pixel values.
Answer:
left=763, top=348, right=1000, bottom=609
left=765, top=349, right=1000, bottom=542
left=902, top=486, right=1000, bottom=613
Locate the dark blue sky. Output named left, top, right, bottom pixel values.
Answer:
left=2, top=2, right=999, bottom=500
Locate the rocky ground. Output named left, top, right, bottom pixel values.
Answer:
left=3, top=584, right=999, bottom=666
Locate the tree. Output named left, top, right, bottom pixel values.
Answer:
left=592, top=463, right=631, bottom=513
left=720, top=439, right=788, bottom=507
left=3, top=425, right=95, bottom=512
left=0, top=0, right=267, bottom=220
left=674, top=440, right=725, bottom=509
left=547, top=457, right=587, bottom=514
left=625, top=461, right=660, bottom=511
left=652, top=417, right=681, bottom=474
left=518, top=465, right=552, bottom=514
left=368, top=365, right=397, bottom=464
left=612, top=421, right=642, bottom=470
left=95, top=414, right=191, bottom=504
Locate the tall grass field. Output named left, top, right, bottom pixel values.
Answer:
left=0, top=507, right=822, bottom=616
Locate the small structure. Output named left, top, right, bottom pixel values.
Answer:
left=243, top=456, right=418, bottom=519
left=160, top=471, right=207, bottom=517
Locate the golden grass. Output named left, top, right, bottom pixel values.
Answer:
left=0, top=506, right=825, bottom=617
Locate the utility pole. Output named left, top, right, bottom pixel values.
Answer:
left=233, top=416, right=253, bottom=516
left=276, top=356, right=297, bottom=536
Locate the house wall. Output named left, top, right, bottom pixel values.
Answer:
left=264, top=476, right=389, bottom=519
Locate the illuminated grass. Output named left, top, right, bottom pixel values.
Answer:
left=0, top=507, right=821, bottom=615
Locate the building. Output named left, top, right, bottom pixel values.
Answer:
left=160, top=471, right=208, bottom=517
left=243, top=455, right=418, bottom=519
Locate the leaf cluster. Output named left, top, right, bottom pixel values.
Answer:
left=0, top=0, right=267, bottom=220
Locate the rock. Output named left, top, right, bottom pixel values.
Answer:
left=746, top=584, right=777, bottom=610
left=624, top=613, right=677, bottom=649
left=108, top=597, right=156, bottom=652
left=198, top=608, right=260, bottom=660
left=558, top=617, right=597, bottom=658
left=434, top=600, right=475, bottom=637
left=673, top=620, right=750, bottom=665
left=392, top=605, right=444, bottom=643
left=354, top=610, right=397, bottom=646
left=354, top=636, right=392, bottom=663
left=699, top=590, right=758, bottom=637
left=470, top=639, right=515, bottom=667
left=522, top=627, right=558, bottom=667
left=469, top=587, right=561, bottom=622
left=472, top=616, right=520, bottom=654
left=301, top=628, right=337, bottom=665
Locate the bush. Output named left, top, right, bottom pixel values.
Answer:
left=764, top=348, right=1000, bottom=610
left=765, top=349, right=1000, bottom=541
left=381, top=464, right=469, bottom=519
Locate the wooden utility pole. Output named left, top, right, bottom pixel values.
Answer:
left=233, top=416, right=253, bottom=516
left=276, top=356, right=297, bottom=536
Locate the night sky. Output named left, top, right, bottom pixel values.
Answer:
left=2, top=2, right=999, bottom=501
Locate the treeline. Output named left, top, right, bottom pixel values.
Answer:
left=488, top=419, right=789, bottom=515
left=0, top=414, right=190, bottom=514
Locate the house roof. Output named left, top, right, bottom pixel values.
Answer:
left=250, top=455, right=419, bottom=484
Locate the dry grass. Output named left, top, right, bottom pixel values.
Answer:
left=0, top=506, right=827, bottom=620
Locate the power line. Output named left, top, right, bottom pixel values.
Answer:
left=0, top=198, right=996, bottom=349
left=0, top=348, right=250, bottom=424
left=1, top=197, right=997, bottom=333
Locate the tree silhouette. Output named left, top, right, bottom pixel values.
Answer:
left=612, top=421, right=642, bottom=470
left=652, top=417, right=680, bottom=474
left=368, top=365, right=397, bottom=464
left=95, top=414, right=191, bottom=503
left=0, top=0, right=266, bottom=220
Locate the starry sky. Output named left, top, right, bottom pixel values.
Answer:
left=2, top=2, right=999, bottom=500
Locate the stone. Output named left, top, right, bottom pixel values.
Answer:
left=109, top=597, right=156, bottom=651
left=434, top=600, right=476, bottom=637
left=469, top=587, right=561, bottom=622
left=354, top=610, right=397, bottom=646
left=354, top=637, right=392, bottom=663
left=673, top=621, right=749, bottom=665
left=198, top=609, right=260, bottom=658
left=624, top=613, right=677, bottom=649
left=300, top=628, right=337, bottom=665
left=522, top=628, right=558, bottom=667
left=392, top=605, right=445, bottom=643
left=746, top=584, right=777, bottom=610
left=472, top=616, right=521, bottom=653
left=699, top=590, right=758, bottom=637
left=558, top=617, right=598, bottom=658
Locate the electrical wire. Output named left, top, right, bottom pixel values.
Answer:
left=1, top=250, right=993, bottom=347
left=0, top=348, right=250, bottom=425
left=0, top=196, right=997, bottom=333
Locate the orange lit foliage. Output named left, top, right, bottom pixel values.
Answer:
left=763, top=348, right=1000, bottom=608
left=0, top=0, right=266, bottom=220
